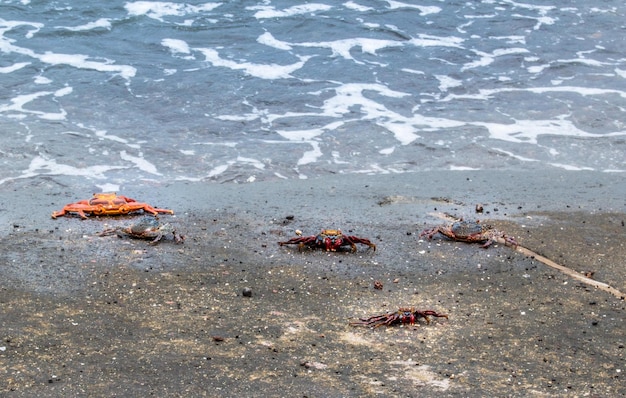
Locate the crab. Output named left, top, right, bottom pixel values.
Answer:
left=419, top=220, right=517, bottom=248
left=98, top=216, right=183, bottom=245
left=52, top=193, right=174, bottom=219
left=278, top=229, right=376, bottom=252
left=350, top=307, right=448, bottom=328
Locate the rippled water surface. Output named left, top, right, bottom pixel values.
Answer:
left=2, top=0, right=625, bottom=190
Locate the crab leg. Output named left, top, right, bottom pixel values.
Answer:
left=278, top=236, right=319, bottom=251
left=345, top=236, right=376, bottom=251
left=349, top=313, right=400, bottom=328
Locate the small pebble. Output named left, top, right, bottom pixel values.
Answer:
left=242, top=287, right=252, bottom=297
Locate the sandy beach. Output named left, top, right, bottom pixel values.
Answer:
left=1, top=170, right=624, bottom=396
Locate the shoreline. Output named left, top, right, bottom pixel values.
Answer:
left=1, top=170, right=625, bottom=396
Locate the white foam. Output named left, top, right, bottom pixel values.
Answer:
left=3, top=3, right=623, bottom=182
left=257, top=32, right=402, bottom=64
left=56, top=18, right=112, bottom=31
left=1, top=17, right=136, bottom=80
left=0, top=91, right=67, bottom=120
left=96, top=183, right=121, bottom=192
left=343, top=1, right=373, bottom=12
left=331, top=151, right=349, bottom=164
left=441, top=85, right=626, bottom=102
left=401, top=68, right=425, bottom=75
left=120, top=150, right=162, bottom=175
left=504, top=0, right=555, bottom=13
left=557, top=57, right=611, bottom=67
left=28, top=156, right=125, bottom=178
left=92, top=129, right=135, bottom=146
left=494, top=35, right=526, bottom=45
left=34, top=75, right=52, bottom=84
left=55, top=87, right=73, bottom=97
left=275, top=129, right=324, bottom=142
left=206, top=164, right=228, bottom=178
left=527, top=64, right=550, bottom=74
left=525, top=85, right=626, bottom=98
left=191, top=141, right=238, bottom=148
left=0, top=155, right=126, bottom=185
left=383, top=1, right=441, bottom=15
left=0, top=62, right=30, bottom=73
left=408, top=34, right=464, bottom=48
left=125, top=1, right=222, bottom=21
left=311, top=38, right=399, bottom=64
left=435, top=75, right=462, bottom=92
left=297, top=141, right=322, bottom=166
left=257, top=32, right=292, bottom=51
left=491, top=148, right=539, bottom=162
left=196, top=48, right=311, bottom=79
left=250, top=82, right=467, bottom=147
left=472, top=117, right=626, bottom=145
left=249, top=4, right=332, bottom=19
left=1, top=21, right=137, bottom=80
left=317, top=83, right=464, bottom=145
left=162, top=38, right=191, bottom=54
left=0, top=19, right=43, bottom=40
left=257, top=32, right=463, bottom=66
left=38, top=52, right=137, bottom=80
left=275, top=121, right=343, bottom=141
left=549, top=163, right=594, bottom=171
left=235, top=156, right=265, bottom=170
left=347, top=164, right=392, bottom=174
left=462, top=48, right=529, bottom=71
left=215, top=114, right=260, bottom=122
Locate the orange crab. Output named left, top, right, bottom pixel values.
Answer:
left=51, top=193, right=174, bottom=219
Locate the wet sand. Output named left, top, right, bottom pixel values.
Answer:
left=1, top=171, right=625, bottom=396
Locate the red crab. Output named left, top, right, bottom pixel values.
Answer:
left=99, top=216, right=183, bottom=245
left=278, top=229, right=376, bottom=252
left=350, top=307, right=448, bottom=328
left=419, top=220, right=517, bottom=248
left=51, top=193, right=174, bottom=219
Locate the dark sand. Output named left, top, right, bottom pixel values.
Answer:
left=1, top=171, right=624, bottom=397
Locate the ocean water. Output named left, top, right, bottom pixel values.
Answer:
left=1, top=0, right=625, bottom=192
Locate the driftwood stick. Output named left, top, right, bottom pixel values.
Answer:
left=428, top=213, right=625, bottom=300
left=495, top=237, right=625, bottom=300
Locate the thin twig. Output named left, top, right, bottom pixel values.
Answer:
left=495, top=237, right=624, bottom=300
left=428, top=212, right=625, bottom=300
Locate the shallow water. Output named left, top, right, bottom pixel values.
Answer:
left=1, top=0, right=625, bottom=191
